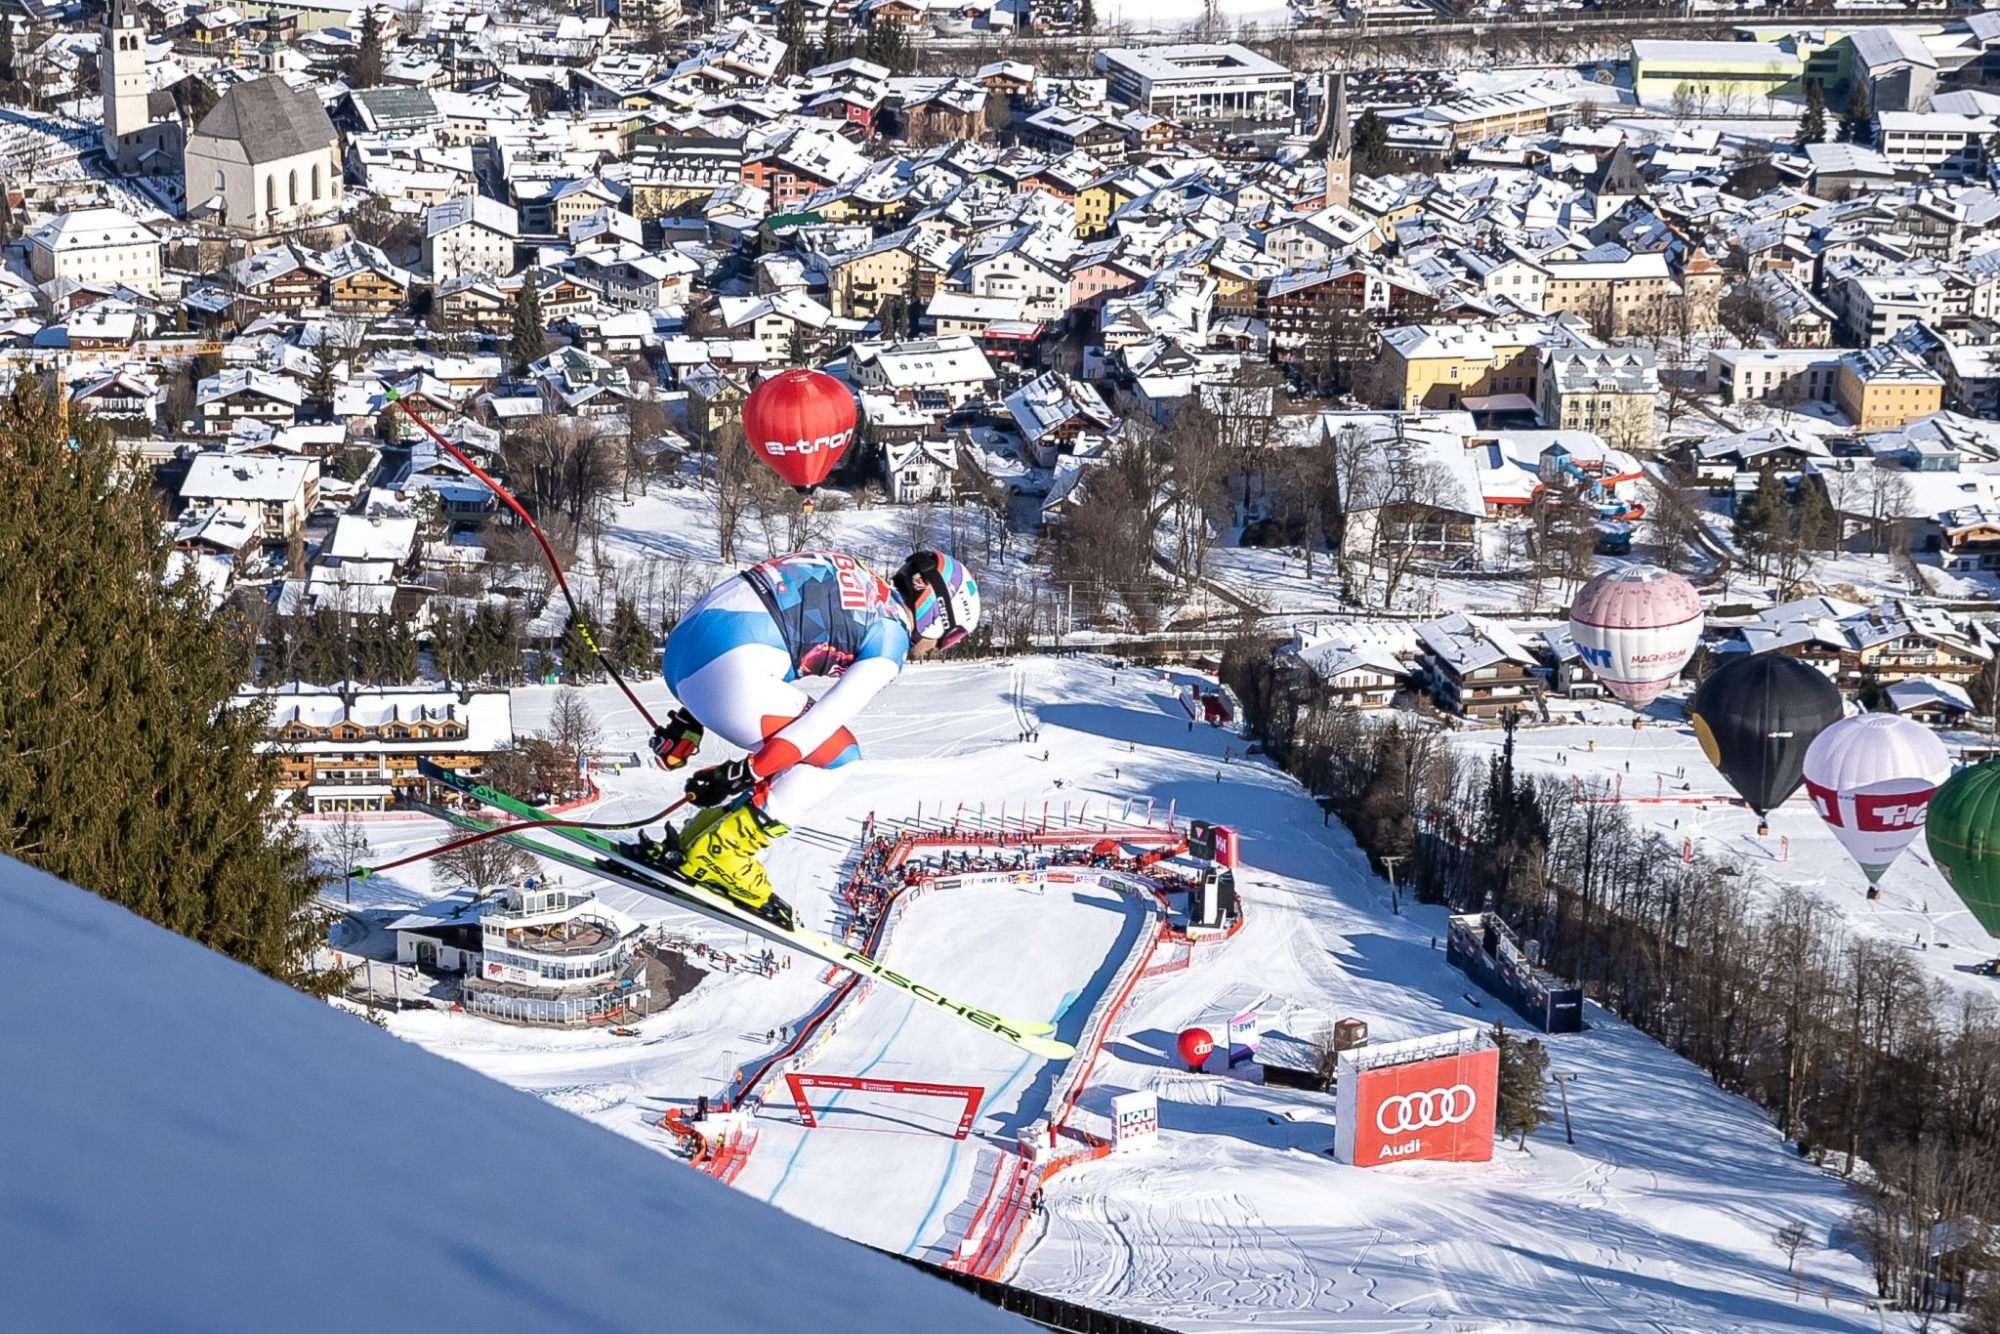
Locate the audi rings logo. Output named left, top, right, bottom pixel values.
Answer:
left=1375, top=1085, right=1477, bottom=1134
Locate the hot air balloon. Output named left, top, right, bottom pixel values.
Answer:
left=1801, top=713, right=1950, bottom=883
left=1928, top=763, right=2000, bottom=936
left=1176, top=1028, right=1214, bottom=1071
left=1688, top=653, right=1843, bottom=830
left=741, top=368, right=856, bottom=507
left=1568, top=566, right=1704, bottom=709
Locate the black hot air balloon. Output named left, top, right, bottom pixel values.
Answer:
left=1688, top=653, right=1843, bottom=831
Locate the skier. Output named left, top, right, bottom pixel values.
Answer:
left=649, top=550, right=981, bottom=929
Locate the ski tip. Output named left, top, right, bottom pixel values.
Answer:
left=1022, top=1036, right=1077, bottom=1061
left=350, top=866, right=372, bottom=881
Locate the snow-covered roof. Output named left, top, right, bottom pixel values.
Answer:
left=327, top=513, right=421, bottom=562
left=172, top=506, right=260, bottom=552
left=425, top=192, right=519, bottom=239
left=849, top=335, right=994, bottom=389
left=1416, top=612, right=1536, bottom=673
left=1884, top=676, right=1975, bottom=715
left=198, top=368, right=305, bottom=408
left=383, top=889, right=498, bottom=935
left=26, top=206, right=160, bottom=252
left=884, top=437, right=957, bottom=473
left=248, top=685, right=513, bottom=752
left=181, top=452, right=314, bottom=503
left=1004, top=371, right=1115, bottom=444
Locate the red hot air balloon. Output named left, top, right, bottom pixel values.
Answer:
left=741, top=368, right=856, bottom=505
left=1177, top=1027, right=1214, bottom=1071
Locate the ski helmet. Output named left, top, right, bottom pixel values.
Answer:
left=895, top=550, right=980, bottom=649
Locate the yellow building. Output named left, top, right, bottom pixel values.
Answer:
left=1836, top=345, right=1944, bottom=432
left=1376, top=320, right=1599, bottom=411
left=1075, top=176, right=1147, bottom=239
left=1541, top=250, right=1677, bottom=336
left=1629, top=38, right=1806, bottom=106
left=826, top=242, right=919, bottom=320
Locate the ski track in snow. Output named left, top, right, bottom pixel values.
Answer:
left=370, top=657, right=1886, bottom=1332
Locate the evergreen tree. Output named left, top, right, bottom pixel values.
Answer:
left=1353, top=109, right=1391, bottom=174
left=308, top=338, right=340, bottom=417
left=1796, top=79, right=1826, bottom=148
left=0, top=381, right=322, bottom=984
left=1840, top=81, right=1872, bottom=145
left=509, top=272, right=544, bottom=373
left=1733, top=464, right=1785, bottom=571
left=1078, top=0, right=1096, bottom=32
left=608, top=597, right=655, bottom=677
left=0, top=17, right=17, bottom=83
left=558, top=612, right=599, bottom=684
left=818, top=9, right=847, bottom=65
left=775, top=0, right=806, bottom=76
left=1492, top=1019, right=1552, bottom=1149
left=351, top=6, right=384, bottom=90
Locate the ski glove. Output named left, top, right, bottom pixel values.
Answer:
left=650, top=708, right=705, bottom=771
left=685, top=758, right=754, bottom=808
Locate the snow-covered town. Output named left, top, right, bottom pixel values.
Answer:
left=29, top=0, right=2000, bottom=1330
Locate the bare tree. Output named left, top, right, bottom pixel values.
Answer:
left=1164, top=397, right=1232, bottom=590
left=312, top=812, right=374, bottom=905
left=547, top=687, right=601, bottom=780
left=1365, top=455, right=1460, bottom=611
left=710, top=421, right=757, bottom=564
left=1862, top=468, right=1914, bottom=558
left=1644, top=468, right=1706, bottom=575
left=1772, top=1217, right=1809, bottom=1280
left=500, top=415, right=620, bottom=532
left=433, top=835, right=535, bottom=895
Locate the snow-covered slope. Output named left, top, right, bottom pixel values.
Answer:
left=353, top=658, right=1887, bottom=1331
left=0, top=856, right=1024, bottom=1334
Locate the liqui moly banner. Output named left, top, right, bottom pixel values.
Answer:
left=1112, top=1090, right=1158, bottom=1152
left=1335, top=1041, right=1497, bottom=1167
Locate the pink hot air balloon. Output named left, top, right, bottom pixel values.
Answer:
left=1803, top=712, right=1952, bottom=884
left=1568, top=566, right=1704, bottom=708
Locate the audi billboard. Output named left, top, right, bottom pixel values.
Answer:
left=1334, top=1031, right=1498, bottom=1168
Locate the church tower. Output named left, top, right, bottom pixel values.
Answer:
left=101, top=0, right=150, bottom=171
left=1324, top=72, right=1353, bottom=212
left=257, top=8, right=289, bottom=75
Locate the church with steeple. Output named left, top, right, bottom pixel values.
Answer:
left=100, top=0, right=184, bottom=176
left=1312, top=72, right=1354, bottom=211
left=182, top=10, right=343, bottom=236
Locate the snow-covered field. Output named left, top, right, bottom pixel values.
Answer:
left=348, top=657, right=1893, bottom=1330
left=1459, top=705, right=2000, bottom=991
left=734, top=879, right=1149, bottom=1254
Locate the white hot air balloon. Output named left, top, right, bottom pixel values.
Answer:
left=1567, top=566, right=1704, bottom=708
left=1801, top=712, right=1952, bottom=883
